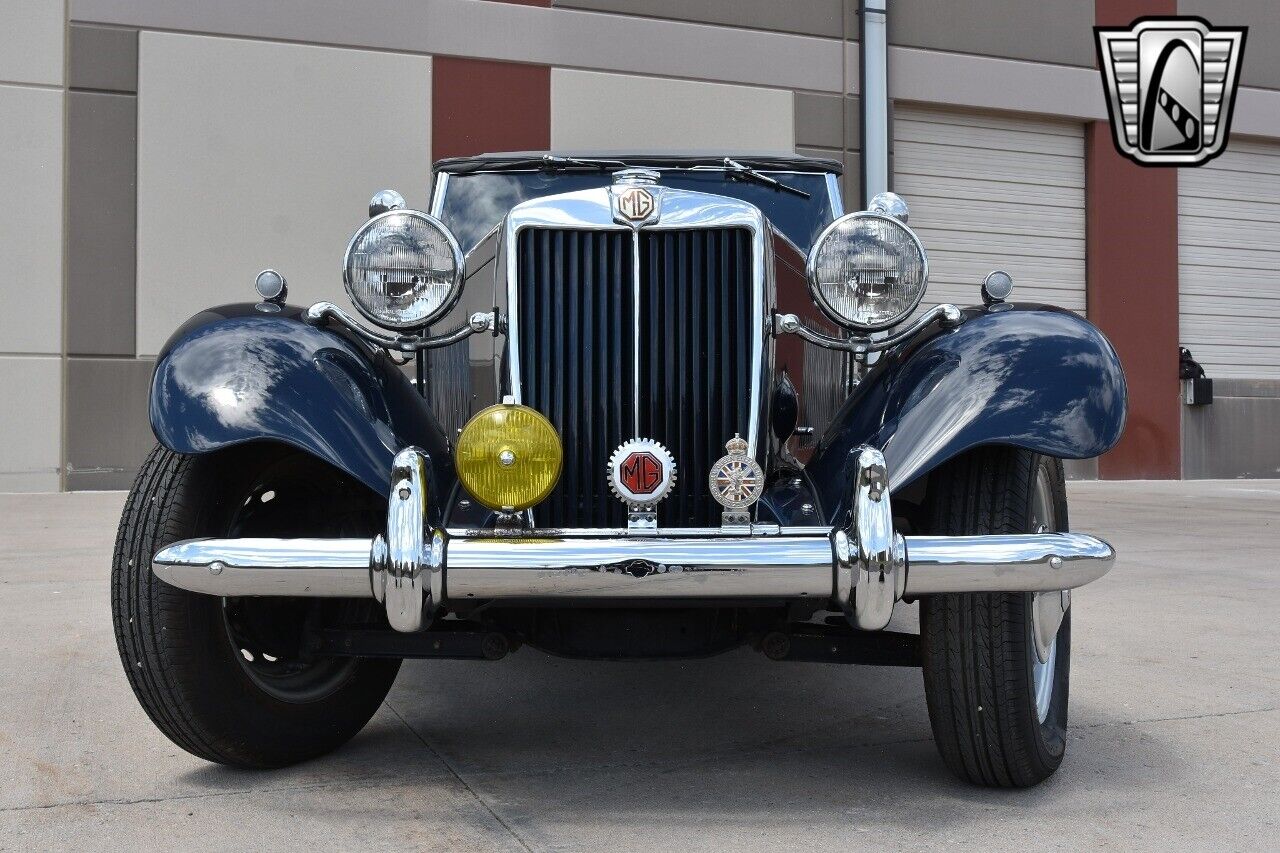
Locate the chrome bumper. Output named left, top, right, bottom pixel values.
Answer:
left=152, top=447, right=1115, bottom=633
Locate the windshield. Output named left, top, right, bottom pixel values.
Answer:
left=436, top=169, right=837, bottom=254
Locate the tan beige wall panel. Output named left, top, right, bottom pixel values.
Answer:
left=136, top=33, right=432, bottom=356
left=551, top=69, right=793, bottom=152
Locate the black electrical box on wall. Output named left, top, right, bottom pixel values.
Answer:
left=1182, top=377, right=1213, bottom=406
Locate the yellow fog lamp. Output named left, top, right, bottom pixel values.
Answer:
left=455, top=403, right=563, bottom=511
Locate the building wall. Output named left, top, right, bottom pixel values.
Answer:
left=134, top=33, right=434, bottom=356
left=1, top=0, right=1278, bottom=490
left=0, top=0, right=64, bottom=491
left=1175, top=0, right=1280, bottom=478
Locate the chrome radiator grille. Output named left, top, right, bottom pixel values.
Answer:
left=516, top=226, right=756, bottom=528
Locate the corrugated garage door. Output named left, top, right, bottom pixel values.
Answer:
left=893, top=106, right=1087, bottom=316
left=1178, top=139, right=1280, bottom=379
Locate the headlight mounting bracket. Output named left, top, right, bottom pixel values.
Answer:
left=774, top=303, right=963, bottom=355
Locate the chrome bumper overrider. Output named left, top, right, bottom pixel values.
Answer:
left=152, top=447, right=1115, bottom=633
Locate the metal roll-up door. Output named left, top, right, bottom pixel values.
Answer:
left=893, top=106, right=1087, bottom=316
left=1178, top=138, right=1280, bottom=379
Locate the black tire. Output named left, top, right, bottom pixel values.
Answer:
left=919, top=446, right=1071, bottom=787
left=111, top=444, right=400, bottom=768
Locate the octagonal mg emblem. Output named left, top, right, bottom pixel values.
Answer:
left=608, top=438, right=676, bottom=507
left=616, top=187, right=655, bottom=222
left=621, top=452, right=662, bottom=494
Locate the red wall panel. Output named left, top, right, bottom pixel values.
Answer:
left=432, top=57, right=550, bottom=161
left=1088, top=0, right=1181, bottom=478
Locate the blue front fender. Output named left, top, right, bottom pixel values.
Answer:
left=149, top=304, right=453, bottom=502
left=806, top=305, right=1127, bottom=521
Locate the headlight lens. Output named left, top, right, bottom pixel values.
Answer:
left=343, top=210, right=463, bottom=330
left=455, top=404, right=563, bottom=511
left=806, top=212, right=929, bottom=331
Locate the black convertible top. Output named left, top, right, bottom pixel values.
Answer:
left=434, top=151, right=843, bottom=175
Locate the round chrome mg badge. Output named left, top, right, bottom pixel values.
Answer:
left=709, top=434, right=764, bottom=510
left=608, top=438, right=676, bottom=507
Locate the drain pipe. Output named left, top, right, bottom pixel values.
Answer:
left=859, top=0, right=890, bottom=207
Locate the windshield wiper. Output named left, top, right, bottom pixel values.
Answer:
left=722, top=157, right=811, bottom=199
left=451, top=154, right=631, bottom=175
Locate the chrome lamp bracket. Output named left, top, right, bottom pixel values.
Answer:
left=305, top=302, right=498, bottom=353
left=774, top=303, right=963, bottom=355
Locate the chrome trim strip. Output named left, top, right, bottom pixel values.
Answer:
left=149, top=439, right=1116, bottom=628
left=152, top=531, right=1114, bottom=602
left=152, top=538, right=374, bottom=597
left=903, top=534, right=1115, bottom=595
left=825, top=172, right=844, bottom=219
left=446, top=524, right=816, bottom=538
left=446, top=536, right=834, bottom=600
left=448, top=167, right=837, bottom=178
left=429, top=171, right=449, bottom=218
left=631, top=229, right=642, bottom=436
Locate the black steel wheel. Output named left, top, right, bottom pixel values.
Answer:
left=919, top=446, right=1072, bottom=787
left=112, top=443, right=400, bottom=768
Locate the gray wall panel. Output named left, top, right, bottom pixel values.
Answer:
left=889, top=0, right=1095, bottom=68
left=66, top=358, right=155, bottom=490
left=1183, top=389, right=1280, bottom=478
left=795, top=93, right=862, bottom=151
left=67, top=91, right=137, bottom=357
left=553, top=0, right=844, bottom=38
left=0, top=0, right=64, bottom=86
left=1064, top=458, right=1098, bottom=481
left=69, top=24, right=138, bottom=93
left=795, top=93, right=843, bottom=149
left=1181, top=0, right=1280, bottom=91
left=0, top=84, right=63, bottom=355
left=0, top=356, right=62, bottom=492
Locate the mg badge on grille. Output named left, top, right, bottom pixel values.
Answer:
left=608, top=438, right=676, bottom=508
left=616, top=187, right=655, bottom=222
left=709, top=434, right=763, bottom=527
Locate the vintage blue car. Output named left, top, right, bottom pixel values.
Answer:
left=113, top=153, right=1125, bottom=786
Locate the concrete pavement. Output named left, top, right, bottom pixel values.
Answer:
left=1, top=481, right=1276, bottom=851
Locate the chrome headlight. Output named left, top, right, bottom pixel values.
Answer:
left=343, top=210, right=464, bottom=330
left=806, top=211, right=929, bottom=332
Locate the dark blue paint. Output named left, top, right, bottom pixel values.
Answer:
left=152, top=302, right=1124, bottom=532
left=149, top=304, right=453, bottom=511
left=806, top=305, right=1127, bottom=523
